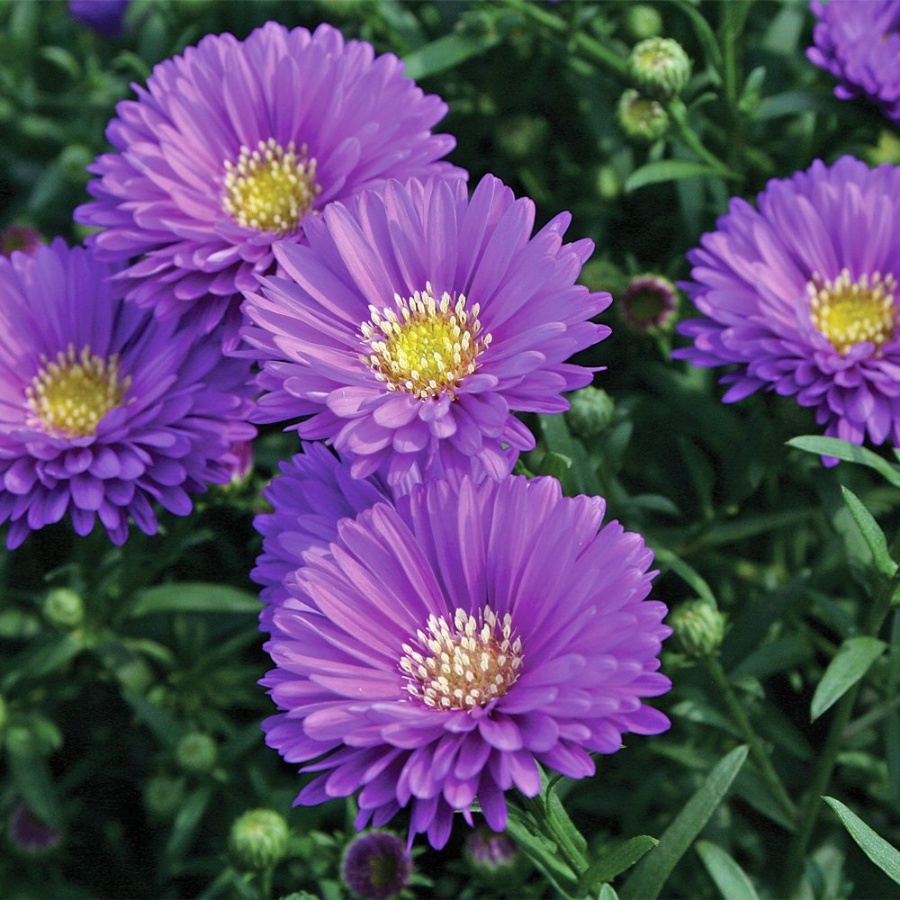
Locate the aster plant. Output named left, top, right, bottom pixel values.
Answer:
left=0, top=240, right=255, bottom=549
left=242, top=174, right=611, bottom=486
left=807, top=0, right=900, bottom=125
left=675, top=156, right=900, bottom=454
left=262, top=474, right=671, bottom=850
left=75, top=21, right=461, bottom=344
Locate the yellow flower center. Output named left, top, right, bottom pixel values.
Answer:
left=808, top=269, right=898, bottom=355
left=361, top=284, right=491, bottom=399
left=399, top=606, right=523, bottom=710
left=27, top=345, right=130, bottom=438
left=223, top=138, right=321, bottom=235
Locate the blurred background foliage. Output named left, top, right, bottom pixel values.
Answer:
left=2, top=0, right=900, bottom=897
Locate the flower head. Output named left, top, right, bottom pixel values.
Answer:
left=807, top=0, right=900, bottom=125
left=0, top=240, right=255, bottom=548
left=68, top=0, right=130, bottom=40
left=262, top=474, right=670, bottom=849
left=228, top=808, right=290, bottom=871
left=628, top=37, right=692, bottom=97
left=675, top=156, right=900, bottom=455
left=243, top=175, right=610, bottom=487
left=620, top=274, right=679, bottom=332
left=76, top=22, right=461, bottom=345
left=8, top=806, right=61, bottom=855
left=342, top=832, right=412, bottom=900
left=253, top=442, right=391, bottom=631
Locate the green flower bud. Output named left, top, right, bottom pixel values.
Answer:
left=464, top=826, right=521, bottom=881
left=495, top=115, right=549, bottom=160
left=617, top=89, right=669, bottom=142
left=595, top=164, right=621, bottom=201
left=229, top=808, right=290, bottom=871
left=669, top=599, right=727, bottom=658
left=628, top=37, right=692, bottom=97
left=175, top=731, right=218, bottom=774
left=144, top=774, right=186, bottom=819
left=620, top=274, right=679, bottom=332
left=42, top=588, right=84, bottom=629
left=623, top=4, right=663, bottom=42
left=566, top=387, right=616, bottom=439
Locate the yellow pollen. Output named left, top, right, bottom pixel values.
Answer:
left=26, top=344, right=130, bottom=438
left=808, top=268, right=898, bottom=355
left=399, top=605, right=523, bottom=711
left=223, top=138, right=321, bottom=235
left=361, top=283, right=491, bottom=399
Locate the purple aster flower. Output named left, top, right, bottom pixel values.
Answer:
left=0, top=240, right=255, bottom=549
left=262, top=474, right=671, bottom=849
left=807, top=0, right=900, bottom=125
left=675, top=156, right=900, bottom=455
left=75, top=22, right=461, bottom=346
left=253, top=441, right=391, bottom=631
left=69, top=0, right=130, bottom=40
left=342, top=832, right=412, bottom=900
left=8, top=805, right=61, bottom=855
left=242, top=174, right=611, bottom=487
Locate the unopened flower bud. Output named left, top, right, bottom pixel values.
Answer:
left=669, top=599, right=726, bottom=658
left=628, top=37, right=692, bottom=97
left=342, top=831, right=412, bottom=899
left=464, top=826, right=520, bottom=879
left=617, top=89, right=669, bottom=142
left=144, top=774, right=186, bottom=818
left=175, top=731, right=218, bottom=774
left=620, top=274, right=679, bottom=332
left=496, top=115, right=549, bottom=160
left=42, top=588, right=84, bottom=629
left=229, top=808, right=290, bottom=871
left=8, top=805, right=61, bottom=855
left=0, top=224, right=43, bottom=257
left=567, top=387, right=615, bottom=439
left=623, top=4, right=663, bottom=42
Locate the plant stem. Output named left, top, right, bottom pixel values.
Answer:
left=705, top=655, right=797, bottom=823
left=781, top=572, right=900, bottom=894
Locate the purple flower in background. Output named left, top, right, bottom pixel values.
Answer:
left=675, top=157, right=900, bottom=454
left=341, top=832, right=412, bottom=900
left=262, top=474, right=670, bottom=849
left=0, top=224, right=43, bottom=257
left=69, top=0, right=129, bottom=40
left=0, top=241, right=255, bottom=549
left=807, top=0, right=900, bottom=124
left=75, top=22, right=461, bottom=345
left=253, top=442, right=391, bottom=631
left=8, top=805, right=61, bottom=855
left=242, top=175, right=610, bottom=487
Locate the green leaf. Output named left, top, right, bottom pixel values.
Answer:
left=824, top=797, right=900, bottom=885
left=536, top=450, right=573, bottom=482
left=598, top=885, right=620, bottom=900
left=624, top=160, right=722, bottom=193
left=503, top=808, right=578, bottom=897
left=403, top=21, right=508, bottom=81
left=811, top=636, right=887, bottom=722
left=123, top=692, right=184, bottom=748
left=619, top=745, right=748, bottom=899
left=128, top=582, right=260, bottom=618
left=787, top=436, right=900, bottom=488
left=164, top=785, right=213, bottom=864
left=695, top=840, right=760, bottom=900
left=652, top=546, right=717, bottom=607
left=577, top=836, right=659, bottom=893
left=840, top=487, right=897, bottom=577
left=6, top=749, right=62, bottom=829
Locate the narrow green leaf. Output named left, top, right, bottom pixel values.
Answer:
left=123, top=692, right=184, bottom=748
left=787, top=436, right=900, bottom=488
left=811, top=636, right=887, bottom=722
left=6, top=750, right=62, bottom=829
left=164, top=785, right=213, bottom=864
left=625, top=160, right=721, bottom=193
left=403, top=29, right=504, bottom=81
left=128, top=582, right=260, bottom=618
left=503, top=809, right=578, bottom=897
left=598, top=885, right=620, bottom=900
left=536, top=450, right=573, bottom=481
left=577, top=836, right=659, bottom=893
left=619, top=745, right=748, bottom=899
left=824, top=797, right=900, bottom=885
left=840, top=486, right=897, bottom=577
left=652, top=546, right=717, bottom=607
left=695, top=840, right=760, bottom=900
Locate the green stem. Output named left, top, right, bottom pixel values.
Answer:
left=705, top=656, right=797, bottom=823
left=781, top=572, right=900, bottom=894
left=665, top=99, right=740, bottom=181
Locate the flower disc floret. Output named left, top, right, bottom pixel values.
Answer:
left=223, top=139, right=320, bottom=235
left=675, top=156, right=900, bottom=454
left=262, top=474, right=670, bottom=849
left=809, top=269, right=897, bottom=355
left=27, top=345, right=129, bottom=438
left=0, top=240, right=255, bottom=548
left=362, top=285, right=490, bottom=399
left=75, top=22, right=461, bottom=344
left=243, top=174, right=611, bottom=486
